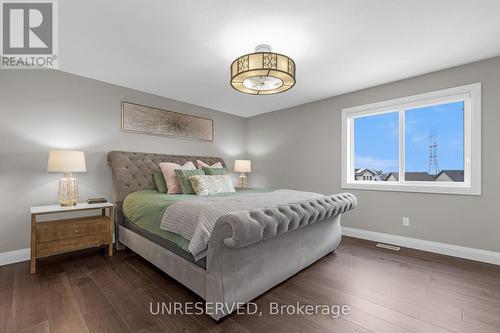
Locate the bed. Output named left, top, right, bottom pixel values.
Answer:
left=108, top=151, right=356, bottom=320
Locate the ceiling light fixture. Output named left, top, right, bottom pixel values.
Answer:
left=230, top=44, right=296, bottom=95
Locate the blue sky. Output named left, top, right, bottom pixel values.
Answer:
left=354, top=101, right=464, bottom=173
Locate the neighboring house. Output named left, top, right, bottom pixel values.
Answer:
left=355, top=168, right=382, bottom=181
left=383, top=172, right=436, bottom=182
left=406, top=172, right=436, bottom=181
left=435, top=170, right=464, bottom=182
left=384, top=172, right=399, bottom=182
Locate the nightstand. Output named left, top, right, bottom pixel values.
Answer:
left=30, top=202, right=114, bottom=273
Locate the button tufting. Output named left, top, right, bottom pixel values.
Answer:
left=221, top=193, right=357, bottom=249
left=109, top=151, right=226, bottom=202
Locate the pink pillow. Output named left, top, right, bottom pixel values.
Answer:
left=197, top=160, right=223, bottom=169
left=159, top=161, right=196, bottom=194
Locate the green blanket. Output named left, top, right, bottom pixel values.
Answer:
left=123, top=188, right=268, bottom=251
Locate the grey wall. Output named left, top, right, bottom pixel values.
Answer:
left=0, top=70, right=246, bottom=253
left=2, top=57, right=499, bottom=255
left=246, top=57, right=500, bottom=253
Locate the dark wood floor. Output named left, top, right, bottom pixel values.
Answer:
left=2, top=237, right=500, bottom=333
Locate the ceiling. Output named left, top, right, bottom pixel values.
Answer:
left=60, top=0, right=500, bottom=118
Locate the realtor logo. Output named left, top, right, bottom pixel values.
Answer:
left=1, top=0, right=58, bottom=68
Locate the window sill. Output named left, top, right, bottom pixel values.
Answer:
left=342, top=181, right=481, bottom=196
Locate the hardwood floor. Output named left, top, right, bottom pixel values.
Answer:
left=1, top=236, right=500, bottom=333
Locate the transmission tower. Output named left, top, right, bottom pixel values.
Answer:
left=428, top=126, right=440, bottom=175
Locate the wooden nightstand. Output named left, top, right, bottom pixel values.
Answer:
left=30, top=202, right=114, bottom=274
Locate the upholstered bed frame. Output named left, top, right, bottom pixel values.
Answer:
left=108, top=151, right=356, bottom=321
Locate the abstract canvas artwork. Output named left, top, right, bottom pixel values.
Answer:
left=121, top=101, right=214, bottom=142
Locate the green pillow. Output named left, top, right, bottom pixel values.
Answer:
left=153, top=170, right=168, bottom=193
left=175, top=169, right=205, bottom=194
left=202, top=167, right=228, bottom=175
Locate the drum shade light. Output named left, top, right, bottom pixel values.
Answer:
left=230, top=44, right=296, bottom=95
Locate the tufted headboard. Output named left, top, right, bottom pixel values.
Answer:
left=107, top=151, right=227, bottom=237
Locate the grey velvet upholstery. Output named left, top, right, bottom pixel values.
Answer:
left=220, top=193, right=356, bottom=249
left=206, top=215, right=343, bottom=320
left=107, top=151, right=226, bottom=247
left=118, top=225, right=207, bottom=297
left=108, top=151, right=357, bottom=321
left=119, top=214, right=344, bottom=321
left=108, top=151, right=226, bottom=203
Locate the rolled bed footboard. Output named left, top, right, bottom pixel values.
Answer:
left=205, top=193, right=357, bottom=321
left=218, top=193, right=357, bottom=249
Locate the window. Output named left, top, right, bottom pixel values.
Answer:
left=341, top=83, right=481, bottom=195
left=354, top=111, right=399, bottom=183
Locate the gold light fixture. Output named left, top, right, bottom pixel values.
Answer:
left=230, top=44, right=296, bottom=95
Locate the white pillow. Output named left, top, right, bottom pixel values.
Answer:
left=188, top=175, right=236, bottom=195
left=159, top=161, right=196, bottom=194
left=197, top=160, right=223, bottom=169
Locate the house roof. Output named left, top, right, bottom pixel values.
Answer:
left=384, top=172, right=399, bottom=181
left=436, top=170, right=464, bottom=182
left=355, top=168, right=378, bottom=176
left=406, top=172, right=436, bottom=181
left=383, top=172, right=435, bottom=181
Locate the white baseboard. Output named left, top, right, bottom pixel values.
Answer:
left=2, top=230, right=499, bottom=267
left=0, top=241, right=117, bottom=267
left=0, top=248, right=30, bottom=266
left=342, top=227, right=500, bottom=266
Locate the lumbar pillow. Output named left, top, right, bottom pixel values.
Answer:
left=202, top=167, right=228, bottom=175
left=197, top=160, right=223, bottom=169
left=159, top=161, right=196, bottom=194
left=152, top=170, right=168, bottom=193
left=188, top=175, right=236, bottom=195
left=175, top=169, right=205, bottom=194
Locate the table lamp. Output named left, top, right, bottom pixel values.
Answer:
left=234, top=160, right=251, bottom=188
left=47, top=151, right=87, bottom=206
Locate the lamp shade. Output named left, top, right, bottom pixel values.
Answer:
left=47, top=151, right=87, bottom=172
left=234, top=160, right=251, bottom=173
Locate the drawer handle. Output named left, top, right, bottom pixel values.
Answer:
left=75, top=229, right=79, bottom=233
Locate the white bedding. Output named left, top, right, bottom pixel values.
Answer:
left=160, top=189, right=324, bottom=260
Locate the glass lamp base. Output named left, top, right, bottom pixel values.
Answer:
left=239, top=173, right=248, bottom=188
left=59, top=172, right=79, bottom=206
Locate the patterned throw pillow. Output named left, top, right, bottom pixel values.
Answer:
left=202, top=167, right=228, bottom=175
left=197, top=160, right=223, bottom=169
left=175, top=169, right=205, bottom=194
left=188, top=175, right=236, bottom=195
left=152, top=170, right=168, bottom=193
left=159, top=161, right=196, bottom=194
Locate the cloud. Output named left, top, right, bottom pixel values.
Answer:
left=355, top=156, right=398, bottom=171
left=443, top=137, right=464, bottom=151
left=388, top=120, right=399, bottom=136
left=410, top=132, right=427, bottom=145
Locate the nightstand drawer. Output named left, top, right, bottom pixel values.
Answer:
left=37, top=216, right=108, bottom=243
left=36, top=233, right=109, bottom=257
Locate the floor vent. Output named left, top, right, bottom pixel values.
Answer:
left=376, top=243, right=401, bottom=251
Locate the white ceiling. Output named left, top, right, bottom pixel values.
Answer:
left=60, top=0, right=500, bottom=118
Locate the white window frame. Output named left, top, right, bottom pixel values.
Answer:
left=341, top=83, right=481, bottom=195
